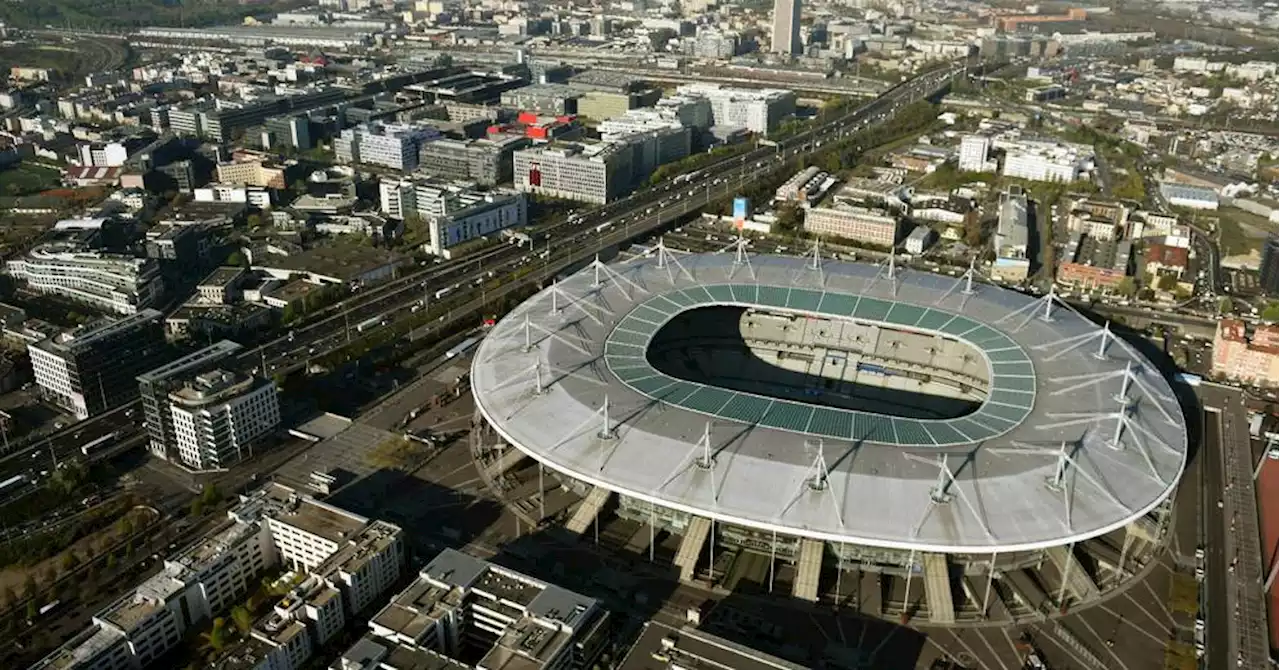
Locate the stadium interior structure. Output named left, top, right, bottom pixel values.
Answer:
left=470, top=244, right=1188, bottom=626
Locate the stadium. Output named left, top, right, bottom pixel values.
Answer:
left=470, top=246, right=1188, bottom=625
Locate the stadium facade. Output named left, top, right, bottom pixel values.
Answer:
left=471, top=248, right=1188, bottom=625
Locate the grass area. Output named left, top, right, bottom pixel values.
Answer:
left=363, top=436, right=432, bottom=471
left=0, top=163, right=61, bottom=198
left=1213, top=209, right=1272, bottom=257
left=1168, top=573, right=1198, bottom=615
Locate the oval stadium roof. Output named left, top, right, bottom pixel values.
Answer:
left=471, top=251, right=1188, bottom=553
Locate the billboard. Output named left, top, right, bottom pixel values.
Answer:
left=733, top=197, right=749, bottom=229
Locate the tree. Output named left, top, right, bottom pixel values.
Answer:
left=775, top=203, right=803, bottom=233
left=21, top=575, right=35, bottom=599
left=1218, top=297, right=1233, bottom=315
left=230, top=605, right=252, bottom=635
left=106, top=553, right=116, bottom=570
left=1116, top=276, right=1137, bottom=298
left=208, top=617, right=228, bottom=651
left=226, top=250, right=248, bottom=268
left=25, top=600, right=36, bottom=622
left=1156, top=274, right=1179, bottom=292
left=201, top=483, right=221, bottom=506
left=1261, top=301, right=1278, bottom=323
left=190, top=498, right=204, bottom=517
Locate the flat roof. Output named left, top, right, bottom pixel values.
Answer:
left=619, top=622, right=806, bottom=670
left=471, top=253, right=1188, bottom=552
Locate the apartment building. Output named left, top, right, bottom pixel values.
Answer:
left=346, top=548, right=610, bottom=670
left=958, top=135, right=996, bottom=173
left=35, top=483, right=405, bottom=670
left=137, top=340, right=243, bottom=461
left=513, top=142, right=633, bottom=204
left=334, top=122, right=441, bottom=172
left=803, top=206, right=901, bottom=247
left=1213, top=320, right=1279, bottom=387
left=7, top=244, right=164, bottom=315
left=168, top=369, right=280, bottom=471
left=674, top=83, right=796, bottom=133
left=416, top=135, right=529, bottom=186
left=216, top=155, right=289, bottom=189
left=29, top=310, right=167, bottom=420
left=379, top=179, right=528, bottom=256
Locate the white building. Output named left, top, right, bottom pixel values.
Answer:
left=167, top=369, right=280, bottom=472
left=771, top=0, right=802, bottom=55
left=334, top=122, right=441, bottom=172
left=999, top=139, right=1092, bottom=183
left=7, top=244, right=164, bottom=314
left=77, top=141, right=129, bottom=168
left=33, top=483, right=405, bottom=670
left=905, top=225, right=935, bottom=255
left=379, top=179, right=528, bottom=257
left=958, top=135, right=996, bottom=173
left=194, top=183, right=271, bottom=209
left=992, top=190, right=1031, bottom=282
left=1159, top=182, right=1219, bottom=210
left=513, top=142, right=633, bottom=204
left=674, top=83, right=796, bottom=133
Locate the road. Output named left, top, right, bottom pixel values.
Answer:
left=1198, top=383, right=1271, bottom=670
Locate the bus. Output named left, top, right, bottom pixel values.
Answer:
left=81, top=431, right=119, bottom=456
left=0, top=474, right=26, bottom=495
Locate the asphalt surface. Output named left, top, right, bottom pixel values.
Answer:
left=1202, top=409, right=1231, bottom=670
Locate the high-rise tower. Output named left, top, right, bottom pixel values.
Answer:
left=771, top=0, right=802, bottom=55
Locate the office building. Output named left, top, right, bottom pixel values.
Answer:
left=500, top=84, right=582, bottom=115
left=138, top=340, right=243, bottom=462
left=803, top=206, right=901, bottom=247
left=997, top=139, right=1092, bottom=183
left=29, top=310, right=167, bottom=420
left=263, top=115, right=312, bottom=150
left=620, top=622, right=807, bottom=670
left=346, top=548, right=610, bottom=670
left=674, top=84, right=795, bottom=133
left=378, top=179, right=528, bottom=256
left=216, top=152, right=289, bottom=189
left=416, top=135, right=530, bottom=186
left=771, top=0, right=802, bottom=55
left=334, top=122, right=441, bottom=172
left=34, top=483, right=405, bottom=670
left=1158, top=182, right=1219, bottom=210
left=167, top=369, right=280, bottom=471
left=7, top=244, right=164, bottom=315
left=1213, top=320, right=1279, bottom=387
left=77, top=141, right=130, bottom=168
left=1261, top=233, right=1277, bottom=297
left=958, top=135, right=995, bottom=173
left=513, top=142, right=633, bottom=204
left=992, top=190, right=1031, bottom=282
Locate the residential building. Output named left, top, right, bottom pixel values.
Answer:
left=77, top=141, right=130, bottom=168
left=513, top=142, right=633, bottom=204
left=7, top=244, right=164, bottom=314
left=1213, top=320, right=1279, bottom=387
left=992, top=189, right=1030, bottom=282
left=417, top=135, right=529, bottom=186
left=905, top=226, right=935, bottom=255
left=803, top=206, right=900, bottom=247
left=216, top=153, right=289, bottom=189
left=958, top=135, right=995, bottom=173
left=1142, top=243, right=1190, bottom=282
left=771, top=0, right=802, bottom=55
left=674, top=84, right=796, bottom=134
left=194, top=184, right=271, bottom=209
left=137, top=340, right=243, bottom=461
left=350, top=548, right=610, bottom=670
left=168, top=369, right=280, bottom=471
left=1056, top=234, right=1131, bottom=292
left=29, top=310, right=167, bottom=420
left=1261, top=233, right=1277, bottom=297
left=334, top=122, right=441, bottom=172
left=34, top=482, right=405, bottom=670
left=378, top=179, right=528, bottom=256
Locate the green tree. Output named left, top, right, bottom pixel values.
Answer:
left=1219, top=297, right=1234, bottom=315
left=106, top=553, right=116, bottom=570
left=21, top=575, right=35, bottom=599
left=1156, top=274, right=1179, bottom=292
left=227, top=250, right=248, bottom=268
left=230, top=605, right=252, bottom=635
left=25, top=600, right=36, bottom=622
left=1116, top=276, right=1137, bottom=298
left=190, top=497, right=204, bottom=517
left=1261, top=301, right=1278, bottom=322
left=208, top=617, right=228, bottom=651
left=200, top=484, right=221, bottom=506
left=774, top=203, right=803, bottom=233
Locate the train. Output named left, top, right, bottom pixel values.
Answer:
left=356, top=317, right=383, bottom=333
left=0, top=473, right=27, bottom=495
